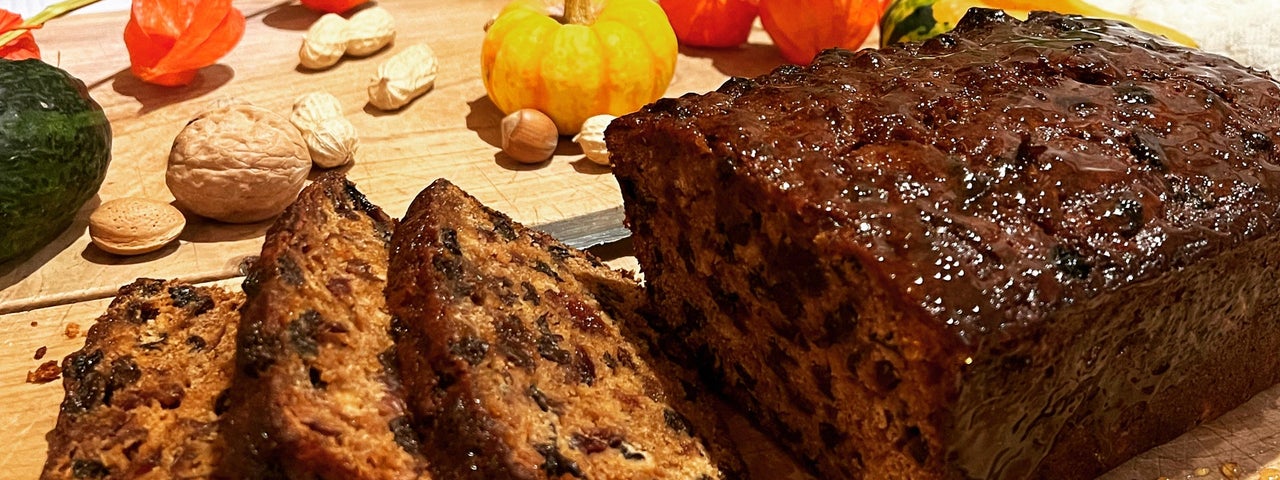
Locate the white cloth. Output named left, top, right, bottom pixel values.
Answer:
left=1085, top=0, right=1280, bottom=76
left=0, top=0, right=130, bottom=18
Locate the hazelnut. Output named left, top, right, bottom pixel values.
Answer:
left=167, top=104, right=312, bottom=223
left=501, top=109, right=558, bottom=164
left=88, top=198, right=186, bottom=255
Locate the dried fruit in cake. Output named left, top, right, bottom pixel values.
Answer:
left=219, top=172, right=430, bottom=479
left=42, top=279, right=243, bottom=479
left=386, top=178, right=746, bottom=480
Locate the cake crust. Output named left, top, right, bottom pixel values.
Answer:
left=608, top=9, right=1280, bottom=480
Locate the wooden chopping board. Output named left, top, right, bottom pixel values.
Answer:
left=4, top=1, right=1280, bottom=479
left=0, top=0, right=787, bottom=314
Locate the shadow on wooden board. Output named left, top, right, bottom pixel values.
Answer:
left=465, top=95, right=504, bottom=149
left=0, top=196, right=102, bottom=299
left=260, top=3, right=322, bottom=31
left=111, top=64, right=235, bottom=115
left=679, top=42, right=785, bottom=80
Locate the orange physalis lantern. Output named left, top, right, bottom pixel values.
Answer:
left=0, top=10, right=40, bottom=60
left=123, top=0, right=245, bottom=86
left=300, top=0, right=369, bottom=14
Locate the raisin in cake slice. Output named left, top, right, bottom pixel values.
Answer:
left=220, top=172, right=430, bottom=479
left=42, top=279, right=244, bottom=479
left=386, top=179, right=746, bottom=480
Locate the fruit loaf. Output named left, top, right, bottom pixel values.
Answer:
left=219, top=172, right=431, bottom=479
left=41, top=279, right=243, bottom=479
left=386, top=178, right=747, bottom=479
left=608, top=8, right=1280, bottom=480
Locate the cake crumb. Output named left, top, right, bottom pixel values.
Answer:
left=1220, top=462, right=1240, bottom=480
left=26, top=360, right=61, bottom=384
left=1193, top=467, right=1211, bottom=476
left=64, top=322, right=81, bottom=339
left=34, top=346, right=47, bottom=360
left=1257, top=467, right=1280, bottom=480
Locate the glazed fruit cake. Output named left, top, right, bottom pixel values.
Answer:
left=608, top=8, right=1280, bottom=480
left=42, top=279, right=244, bottom=479
left=221, top=172, right=430, bottom=479
left=386, top=179, right=746, bottom=480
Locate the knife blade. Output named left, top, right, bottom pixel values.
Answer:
left=533, top=205, right=631, bottom=251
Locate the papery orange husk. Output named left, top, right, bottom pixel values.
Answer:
left=758, top=0, right=880, bottom=64
left=123, top=0, right=245, bottom=86
left=0, top=10, right=40, bottom=60
left=299, top=0, right=368, bottom=14
left=661, top=0, right=760, bottom=48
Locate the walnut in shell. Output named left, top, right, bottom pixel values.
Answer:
left=167, top=104, right=312, bottom=223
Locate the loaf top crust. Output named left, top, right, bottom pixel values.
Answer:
left=610, top=9, right=1280, bottom=340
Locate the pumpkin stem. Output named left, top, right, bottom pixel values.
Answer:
left=564, top=0, right=596, bottom=25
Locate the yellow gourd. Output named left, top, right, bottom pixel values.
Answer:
left=482, top=0, right=678, bottom=135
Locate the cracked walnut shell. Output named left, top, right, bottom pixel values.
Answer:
left=167, top=104, right=312, bottom=223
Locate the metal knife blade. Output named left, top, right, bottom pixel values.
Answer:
left=533, top=206, right=631, bottom=251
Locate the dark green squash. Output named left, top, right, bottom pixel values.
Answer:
left=0, top=58, right=111, bottom=263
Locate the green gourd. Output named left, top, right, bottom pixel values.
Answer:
left=0, top=58, right=111, bottom=263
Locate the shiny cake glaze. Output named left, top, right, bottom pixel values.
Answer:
left=647, top=9, right=1280, bottom=336
left=609, top=8, right=1280, bottom=480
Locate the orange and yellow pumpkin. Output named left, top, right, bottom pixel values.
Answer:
left=482, top=0, right=678, bottom=135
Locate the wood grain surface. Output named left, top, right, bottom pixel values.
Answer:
left=4, top=1, right=1280, bottom=479
left=0, top=0, right=786, bottom=314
